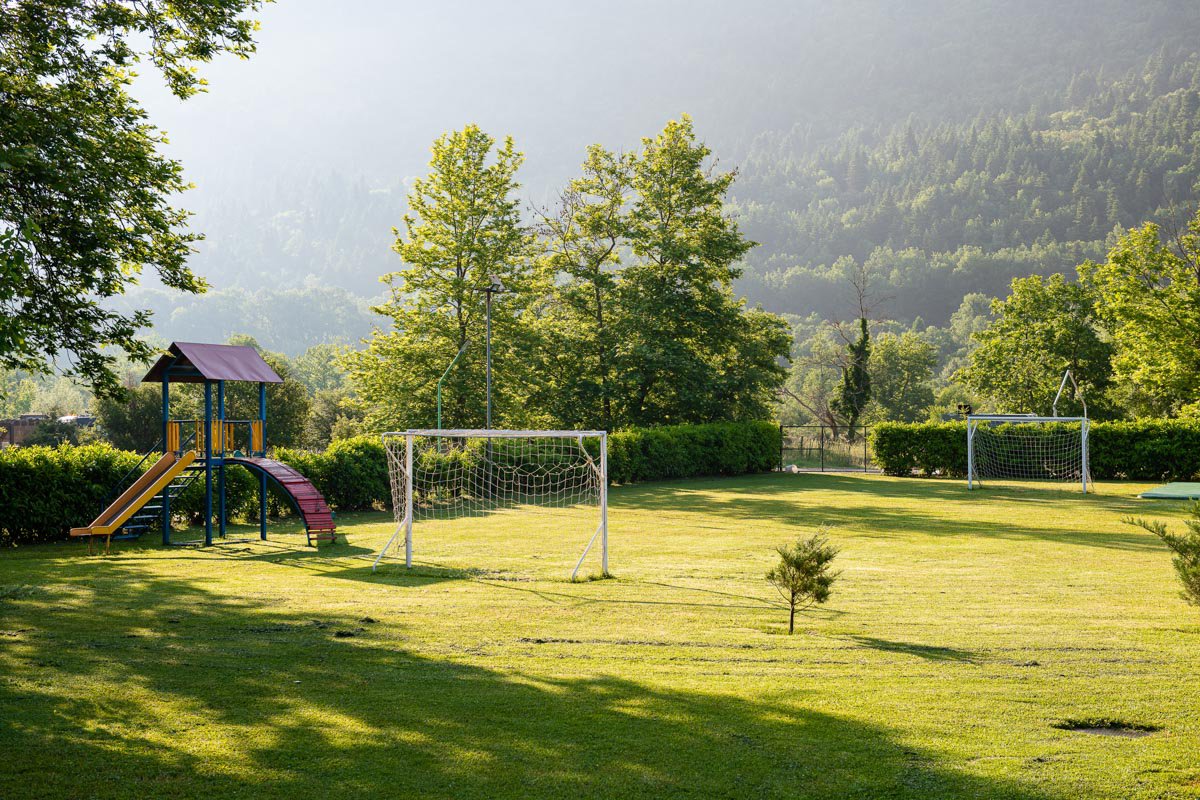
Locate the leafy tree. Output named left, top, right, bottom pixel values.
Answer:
left=832, top=318, right=871, bottom=440
left=0, top=369, right=38, bottom=417
left=94, top=383, right=169, bottom=452
left=345, top=125, right=535, bottom=431
left=960, top=274, right=1112, bottom=415
left=766, top=532, right=840, bottom=634
left=24, top=419, right=78, bottom=447
left=1081, top=210, right=1200, bottom=415
left=293, top=343, right=350, bottom=393
left=223, top=336, right=311, bottom=448
left=303, top=387, right=364, bottom=449
left=616, top=116, right=787, bottom=425
left=0, top=1, right=263, bottom=397
left=529, top=145, right=632, bottom=430
left=869, top=331, right=936, bottom=422
left=1125, top=503, right=1200, bottom=610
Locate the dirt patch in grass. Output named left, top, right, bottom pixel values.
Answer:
left=1053, top=719, right=1161, bottom=738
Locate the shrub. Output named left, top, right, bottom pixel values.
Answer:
left=0, top=443, right=140, bottom=545
left=872, top=419, right=1200, bottom=480
left=277, top=435, right=390, bottom=511
left=607, top=421, right=780, bottom=484
left=871, top=422, right=967, bottom=477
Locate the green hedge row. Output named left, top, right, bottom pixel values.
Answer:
left=608, top=421, right=781, bottom=483
left=872, top=420, right=1200, bottom=480
left=275, top=436, right=390, bottom=511
left=0, top=423, right=778, bottom=546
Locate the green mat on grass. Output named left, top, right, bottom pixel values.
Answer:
left=1139, top=482, right=1200, bottom=499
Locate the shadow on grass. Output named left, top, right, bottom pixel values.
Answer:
left=613, top=473, right=1162, bottom=552
left=0, top=554, right=1058, bottom=800
left=846, top=635, right=982, bottom=664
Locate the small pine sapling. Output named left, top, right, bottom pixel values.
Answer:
left=1125, top=502, right=1200, bottom=609
left=766, top=532, right=840, bottom=634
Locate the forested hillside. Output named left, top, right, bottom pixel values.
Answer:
left=145, top=1, right=1200, bottom=339
left=734, top=51, right=1200, bottom=324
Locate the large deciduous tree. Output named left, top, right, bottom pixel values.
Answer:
left=223, top=335, right=311, bottom=448
left=1080, top=211, right=1200, bottom=416
left=344, top=125, right=535, bottom=431
left=0, top=1, right=263, bottom=397
left=616, top=116, right=788, bottom=426
left=960, top=273, right=1111, bottom=416
left=869, top=331, right=936, bottom=422
left=529, top=145, right=633, bottom=430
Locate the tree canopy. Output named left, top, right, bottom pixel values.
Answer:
left=0, top=0, right=263, bottom=397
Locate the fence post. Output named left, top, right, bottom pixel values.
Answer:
left=779, top=423, right=784, bottom=471
left=820, top=426, right=825, bottom=471
left=863, top=427, right=868, bottom=472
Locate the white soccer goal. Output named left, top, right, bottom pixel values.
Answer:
left=967, top=370, right=1091, bottom=493
left=373, top=430, right=608, bottom=579
left=967, top=415, right=1090, bottom=492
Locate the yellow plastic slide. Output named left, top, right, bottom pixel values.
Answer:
left=71, top=450, right=197, bottom=552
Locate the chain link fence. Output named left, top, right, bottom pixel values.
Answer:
left=780, top=425, right=877, bottom=472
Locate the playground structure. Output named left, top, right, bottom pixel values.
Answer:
left=71, top=342, right=336, bottom=553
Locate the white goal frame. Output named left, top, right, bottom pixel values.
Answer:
left=372, top=429, right=608, bottom=579
left=966, top=415, right=1090, bottom=492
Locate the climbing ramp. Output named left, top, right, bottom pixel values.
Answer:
left=225, top=456, right=338, bottom=545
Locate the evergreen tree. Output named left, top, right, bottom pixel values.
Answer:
left=833, top=318, right=871, bottom=441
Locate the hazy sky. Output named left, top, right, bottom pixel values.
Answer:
left=136, top=0, right=1197, bottom=202
left=136, top=0, right=819, bottom=200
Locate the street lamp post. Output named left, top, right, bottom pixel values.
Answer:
left=480, top=276, right=508, bottom=429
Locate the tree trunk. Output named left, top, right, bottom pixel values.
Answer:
left=788, top=601, right=795, bottom=634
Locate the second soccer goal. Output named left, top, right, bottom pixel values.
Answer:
left=966, top=370, right=1091, bottom=493
left=374, top=429, right=608, bottom=579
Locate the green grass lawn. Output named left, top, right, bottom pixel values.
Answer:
left=2, top=473, right=1199, bottom=799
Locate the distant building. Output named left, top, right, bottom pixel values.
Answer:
left=0, top=414, right=50, bottom=447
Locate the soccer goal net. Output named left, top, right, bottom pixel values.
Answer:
left=374, top=430, right=608, bottom=579
left=966, top=415, right=1090, bottom=492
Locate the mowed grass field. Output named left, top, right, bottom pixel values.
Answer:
left=2, top=473, right=1199, bottom=799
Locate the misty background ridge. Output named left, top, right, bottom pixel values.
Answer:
left=124, top=0, right=1200, bottom=354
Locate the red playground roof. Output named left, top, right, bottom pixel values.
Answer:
left=142, top=342, right=283, bottom=384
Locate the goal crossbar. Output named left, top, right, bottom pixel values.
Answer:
left=392, top=429, right=607, bottom=438
left=373, top=429, right=609, bottom=579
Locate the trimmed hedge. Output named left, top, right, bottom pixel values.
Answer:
left=608, top=421, right=781, bottom=483
left=0, top=423, right=779, bottom=546
left=276, top=436, right=390, bottom=512
left=872, top=419, right=1200, bottom=480
left=0, top=444, right=141, bottom=546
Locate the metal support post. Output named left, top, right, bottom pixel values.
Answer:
left=485, top=290, right=493, bottom=429
left=600, top=433, right=608, bottom=574
left=405, top=433, right=414, bottom=568
left=1081, top=420, right=1089, bottom=494
left=204, top=381, right=213, bottom=546
left=259, top=381, right=267, bottom=539
left=967, top=420, right=975, bottom=490
left=217, top=380, right=226, bottom=539
left=162, top=376, right=171, bottom=545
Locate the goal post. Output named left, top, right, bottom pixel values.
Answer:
left=966, top=415, right=1090, bottom=493
left=373, top=429, right=608, bottom=579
